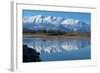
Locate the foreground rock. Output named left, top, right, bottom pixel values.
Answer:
left=23, top=45, right=41, bottom=62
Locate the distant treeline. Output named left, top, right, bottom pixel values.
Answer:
left=23, top=29, right=90, bottom=37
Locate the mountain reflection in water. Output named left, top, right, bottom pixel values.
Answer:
left=23, top=37, right=91, bottom=61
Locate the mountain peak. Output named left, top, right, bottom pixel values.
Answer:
left=61, top=18, right=79, bottom=25
left=23, top=15, right=79, bottom=25
left=23, top=15, right=90, bottom=32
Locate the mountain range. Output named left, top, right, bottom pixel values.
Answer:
left=23, top=15, right=90, bottom=32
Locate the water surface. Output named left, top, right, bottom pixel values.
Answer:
left=23, top=37, right=91, bottom=61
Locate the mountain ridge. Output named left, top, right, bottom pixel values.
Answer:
left=23, top=15, right=90, bottom=32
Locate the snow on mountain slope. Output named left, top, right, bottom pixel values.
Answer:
left=23, top=15, right=90, bottom=32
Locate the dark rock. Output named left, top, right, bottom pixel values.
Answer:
left=23, top=45, right=41, bottom=62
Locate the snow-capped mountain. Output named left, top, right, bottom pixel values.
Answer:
left=23, top=15, right=90, bottom=32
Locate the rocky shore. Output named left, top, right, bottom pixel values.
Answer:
left=23, top=45, right=41, bottom=62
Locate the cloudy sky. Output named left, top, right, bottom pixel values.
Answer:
left=23, top=10, right=91, bottom=24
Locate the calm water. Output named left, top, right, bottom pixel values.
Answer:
left=23, top=37, right=91, bottom=61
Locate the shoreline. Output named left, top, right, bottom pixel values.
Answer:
left=23, top=33, right=90, bottom=40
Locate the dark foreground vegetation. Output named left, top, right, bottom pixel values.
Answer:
left=23, top=45, right=41, bottom=62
